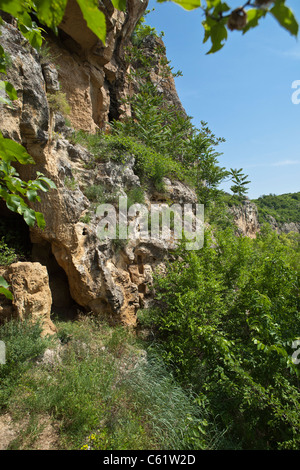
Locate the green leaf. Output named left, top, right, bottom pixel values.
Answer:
left=0, top=80, right=18, bottom=107
left=206, top=21, right=228, bottom=54
left=18, top=22, right=44, bottom=50
left=0, top=81, right=18, bottom=101
left=5, top=193, right=22, bottom=212
left=35, top=173, right=57, bottom=189
left=213, top=1, right=230, bottom=15
left=0, top=45, right=7, bottom=74
left=33, top=0, right=68, bottom=29
left=0, top=136, right=35, bottom=164
left=76, top=0, right=107, bottom=44
left=0, top=0, right=26, bottom=18
left=111, top=0, right=127, bottom=11
left=0, top=95, right=14, bottom=107
left=34, top=211, right=46, bottom=230
left=26, top=189, right=38, bottom=201
left=0, top=276, right=9, bottom=290
left=243, top=8, right=267, bottom=35
left=0, top=276, right=13, bottom=300
left=270, top=2, right=298, bottom=37
left=23, top=207, right=37, bottom=227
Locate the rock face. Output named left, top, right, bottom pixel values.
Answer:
left=130, top=34, right=186, bottom=116
left=0, top=2, right=196, bottom=328
left=230, top=200, right=300, bottom=238
left=44, top=0, right=149, bottom=131
left=263, top=215, right=300, bottom=235
left=229, top=200, right=260, bottom=239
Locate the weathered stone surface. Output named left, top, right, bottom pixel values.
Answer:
left=134, top=35, right=186, bottom=116
left=151, top=178, right=198, bottom=204
left=43, top=0, right=149, bottom=131
left=42, top=63, right=60, bottom=93
left=263, top=214, right=300, bottom=235
left=0, top=262, right=56, bottom=336
left=0, top=23, right=49, bottom=145
left=229, top=200, right=260, bottom=238
left=230, top=200, right=300, bottom=237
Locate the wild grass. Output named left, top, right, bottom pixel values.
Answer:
left=0, top=316, right=221, bottom=450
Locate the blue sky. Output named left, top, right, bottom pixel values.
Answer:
left=146, top=0, right=300, bottom=199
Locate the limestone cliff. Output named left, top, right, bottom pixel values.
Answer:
left=229, top=197, right=300, bottom=238
left=229, top=200, right=260, bottom=239
left=0, top=1, right=195, bottom=329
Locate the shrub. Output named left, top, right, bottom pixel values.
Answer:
left=0, top=237, right=17, bottom=265
left=71, top=130, right=188, bottom=190
left=0, top=319, right=51, bottom=408
left=64, top=176, right=77, bottom=190
left=47, top=91, right=70, bottom=116
left=142, top=227, right=300, bottom=449
left=83, top=184, right=118, bottom=205
left=0, top=316, right=221, bottom=450
left=254, top=192, right=300, bottom=225
left=126, top=186, right=145, bottom=208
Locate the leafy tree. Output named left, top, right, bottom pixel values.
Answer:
left=229, top=167, right=251, bottom=198
left=188, top=125, right=228, bottom=204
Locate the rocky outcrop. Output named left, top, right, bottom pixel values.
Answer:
left=43, top=0, right=149, bottom=130
left=0, top=2, right=196, bottom=328
left=0, top=262, right=56, bottom=335
left=262, top=215, right=300, bottom=235
left=230, top=199, right=300, bottom=238
left=130, top=34, right=186, bottom=116
left=229, top=200, right=260, bottom=238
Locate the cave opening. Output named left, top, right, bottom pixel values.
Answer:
left=31, top=240, right=84, bottom=321
left=0, top=203, right=82, bottom=321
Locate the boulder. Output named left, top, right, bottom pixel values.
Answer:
left=0, top=262, right=56, bottom=336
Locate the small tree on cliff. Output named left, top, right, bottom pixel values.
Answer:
left=229, top=168, right=251, bottom=199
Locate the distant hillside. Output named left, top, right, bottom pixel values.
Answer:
left=253, top=192, right=300, bottom=231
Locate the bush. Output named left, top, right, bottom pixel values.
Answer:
left=0, top=237, right=17, bottom=265
left=0, top=316, right=221, bottom=450
left=142, top=226, right=300, bottom=449
left=126, top=186, right=145, bottom=208
left=47, top=91, right=70, bottom=117
left=83, top=183, right=118, bottom=205
left=72, top=130, right=188, bottom=190
left=254, top=192, right=300, bottom=225
left=0, top=319, right=51, bottom=408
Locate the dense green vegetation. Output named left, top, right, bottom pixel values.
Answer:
left=139, top=225, right=300, bottom=449
left=254, top=192, right=300, bottom=226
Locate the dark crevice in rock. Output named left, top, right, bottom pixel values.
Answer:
left=31, top=240, right=83, bottom=320
left=107, top=79, right=122, bottom=122
left=0, top=203, right=33, bottom=262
